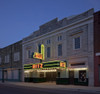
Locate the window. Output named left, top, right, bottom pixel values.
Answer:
left=58, top=44, right=62, bottom=56
left=47, top=47, right=50, bottom=58
left=27, top=50, right=31, bottom=59
left=58, top=35, right=62, bottom=41
left=0, top=57, right=1, bottom=64
left=14, top=52, right=20, bottom=61
left=74, top=36, right=80, bottom=49
left=5, top=55, right=9, bottom=63
left=79, top=70, right=86, bottom=82
left=47, top=40, right=50, bottom=44
left=38, top=44, right=41, bottom=53
left=60, top=36, right=62, bottom=40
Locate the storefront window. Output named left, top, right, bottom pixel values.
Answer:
left=79, top=70, right=86, bottom=82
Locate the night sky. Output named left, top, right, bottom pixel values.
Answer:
left=0, top=0, right=100, bottom=48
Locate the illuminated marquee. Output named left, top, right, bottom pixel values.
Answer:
left=60, top=62, right=66, bottom=68
left=24, top=61, right=67, bottom=70
left=33, top=44, right=45, bottom=60
left=41, top=44, right=45, bottom=60
left=32, top=64, right=43, bottom=69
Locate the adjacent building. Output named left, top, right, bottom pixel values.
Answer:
left=94, top=11, right=100, bottom=86
left=22, top=9, right=94, bottom=86
left=0, top=40, right=22, bottom=82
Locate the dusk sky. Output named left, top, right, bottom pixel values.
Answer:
left=0, top=0, right=100, bottom=48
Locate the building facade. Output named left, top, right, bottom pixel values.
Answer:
left=1, top=8, right=100, bottom=86
left=22, top=9, right=94, bottom=86
left=94, top=11, right=100, bottom=86
left=0, top=40, right=22, bottom=82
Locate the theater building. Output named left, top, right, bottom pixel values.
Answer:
left=22, top=9, right=94, bottom=86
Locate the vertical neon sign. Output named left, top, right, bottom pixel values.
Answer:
left=41, top=44, right=45, bottom=60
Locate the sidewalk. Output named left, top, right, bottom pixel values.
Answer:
left=0, top=81, right=100, bottom=93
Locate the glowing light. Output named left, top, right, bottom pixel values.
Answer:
left=68, top=67, right=87, bottom=71
left=24, top=70, right=32, bottom=73
left=33, top=52, right=43, bottom=59
left=41, top=44, right=45, bottom=60
left=37, top=69, right=57, bottom=72
left=32, top=63, right=43, bottom=69
left=60, top=62, right=66, bottom=68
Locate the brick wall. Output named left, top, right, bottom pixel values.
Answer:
left=94, top=11, right=100, bottom=86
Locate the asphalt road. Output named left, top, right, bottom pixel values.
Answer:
left=0, top=83, right=99, bottom=94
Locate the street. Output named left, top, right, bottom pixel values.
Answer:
left=0, top=83, right=99, bottom=94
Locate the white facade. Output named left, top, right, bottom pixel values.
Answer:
left=22, top=9, right=94, bottom=86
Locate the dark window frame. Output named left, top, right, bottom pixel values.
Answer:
left=74, top=36, right=80, bottom=49
left=58, top=44, right=62, bottom=56
left=47, top=47, right=50, bottom=58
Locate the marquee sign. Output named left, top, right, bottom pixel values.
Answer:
left=60, top=62, right=66, bottom=68
left=32, top=63, right=43, bottom=69
left=33, top=52, right=43, bottom=60
left=24, top=61, right=67, bottom=70
left=32, top=44, right=45, bottom=60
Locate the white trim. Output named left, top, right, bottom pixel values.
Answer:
left=96, top=53, right=100, bottom=56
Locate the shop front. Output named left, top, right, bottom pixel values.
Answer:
left=24, top=60, right=88, bottom=85
left=68, top=67, right=88, bottom=86
left=24, top=60, right=67, bottom=83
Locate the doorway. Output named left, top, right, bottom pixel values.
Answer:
left=69, top=70, right=74, bottom=84
left=46, top=72, right=57, bottom=82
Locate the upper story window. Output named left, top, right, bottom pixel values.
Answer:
left=58, top=35, right=62, bottom=41
left=47, top=40, right=50, bottom=44
left=74, top=36, right=81, bottom=49
left=38, top=44, right=41, bottom=53
left=5, top=55, right=9, bottom=63
left=0, top=56, right=1, bottom=64
left=58, top=44, right=62, bottom=56
left=27, top=50, right=31, bottom=59
left=47, top=47, right=50, bottom=58
left=14, top=52, right=20, bottom=61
